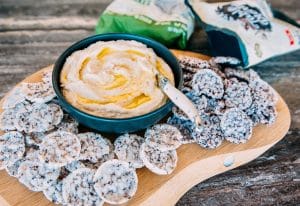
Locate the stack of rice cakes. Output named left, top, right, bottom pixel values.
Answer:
left=0, top=54, right=278, bottom=205
left=168, top=56, right=277, bottom=148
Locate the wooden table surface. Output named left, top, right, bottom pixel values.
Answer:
left=0, top=0, right=299, bottom=205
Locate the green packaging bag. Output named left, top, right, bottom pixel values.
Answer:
left=95, top=0, right=195, bottom=49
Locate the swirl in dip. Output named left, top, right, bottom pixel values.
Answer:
left=60, top=40, right=175, bottom=118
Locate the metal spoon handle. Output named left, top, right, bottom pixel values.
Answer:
left=157, top=74, right=201, bottom=126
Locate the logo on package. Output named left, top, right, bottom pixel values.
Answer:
left=216, top=4, right=272, bottom=32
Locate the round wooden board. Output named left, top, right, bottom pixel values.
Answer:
left=0, top=50, right=291, bottom=206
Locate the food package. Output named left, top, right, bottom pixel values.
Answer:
left=95, top=0, right=195, bottom=49
left=187, top=0, right=300, bottom=67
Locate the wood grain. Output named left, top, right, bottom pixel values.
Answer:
left=0, top=0, right=299, bottom=205
left=0, top=51, right=291, bottom=206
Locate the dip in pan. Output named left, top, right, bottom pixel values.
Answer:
left=60, top=40, right=175, bottom=119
